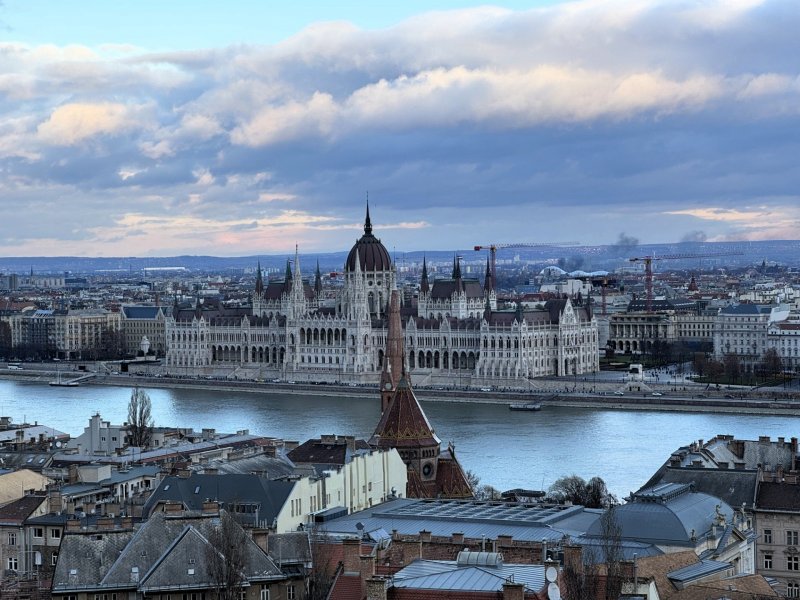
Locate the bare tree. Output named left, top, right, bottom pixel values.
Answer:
left=207, top=511, right=249, bottom=600
left=127, top=387, right=154, bottom=448
left=308, top=527, right=338, bottom=600
left=465, top=469, right=499, bottom=500
left=723, top=353, right=741, bottom=382
left=601, top=506, right=626, bottom=600
left=549, top=475, right=617, bottom=508
left=763, top=348, right=782, bottom=377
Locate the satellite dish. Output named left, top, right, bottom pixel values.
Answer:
left=546, top=566, right=558, bottom=582
left=548, top=582, right=561, bottom=600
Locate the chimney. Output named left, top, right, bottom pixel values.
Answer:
left=451, top=532, right=465, bottom=545
left=759, top=436, right=771, bottom=444
left=360, top=554, right=376, bottom=582
left=563, top=545, right=583, bottom=573
left=365, top=577, right=388, bottom=600
left=734, top=461, right=746, bottom=470
left=252, top=529, right=269, bottom=553
left=121, top=516, right=134, bottom=529
left=283, top=441, right=299, bottom=452
left=419, top=530, right=432, bottom=543
left=342, top=538, right=362, bottom=573
left=345, top=436, right=356, bottom=452
left=66, top=518, right=82, bottom=531
left=202, top=500, right=220, bottom=515
left=718, top=462, right=729, bottom=469
left=502, top=581, right=525, bottom=600
left=496, top=534, right=513, bottom=547
left=320, top=434, right=335, bottom=444
left=164, top=502, right=183, bottom=516
left=96, top=516, right=114, bottom=530
left=48, top=487, right=63, bottom=514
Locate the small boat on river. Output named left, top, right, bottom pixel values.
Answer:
left=49, top=372, right=79, bottom=387
left=508, top=402, right=542, bottom=411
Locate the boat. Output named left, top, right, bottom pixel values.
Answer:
left=49, top=372, right=80, bottom=387
left=508, top=402, right=541, bottom=411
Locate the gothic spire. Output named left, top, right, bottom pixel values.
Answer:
left=255, top=260, right=264, bottom=295
left=364, top=196, right=373, bottom=236
left=284, top=258, right=293, bottom=282
left=314, top=260, right=322, bottom=295
left=484, top=255, right=493, bottom=293
left=420, top=256, right=429, bottom=294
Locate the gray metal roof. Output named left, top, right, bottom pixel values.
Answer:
left=393, top=559, right=545, bottom=593
left=319, top=498, right=583, bottom=543
left=667, top=558, right=730, bottom=583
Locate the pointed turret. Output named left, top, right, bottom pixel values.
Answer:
left=364, top=199, right=373, bottom=236
left=420, top=256, right=430, bottom=294
left=194, top=294, right=203, bottom=320
left=284, top=258, right=293, bottom=282
left=483, top=256, right=493, bottom=293
left=380, top=290, right=404, bottom=412
left=255, top=261, right=264, bottom=295
left=314, top=260, right=322, bottom=296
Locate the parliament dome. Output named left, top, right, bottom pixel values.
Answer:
left=345, top=206, right=392, bottom=273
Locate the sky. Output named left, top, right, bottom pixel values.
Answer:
left=0, top=0, right=798, bottom=257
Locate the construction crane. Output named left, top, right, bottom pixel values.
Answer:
left=629, top=252, right=743, bottom=312
left=474, top=242, right=580, bottom=289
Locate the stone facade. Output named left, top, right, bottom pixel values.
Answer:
left=164, top=208, right=599, bottom=387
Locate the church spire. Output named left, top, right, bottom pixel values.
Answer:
left=483, top=255, right=493, bottom=293
left=314, top=260, right=322, bottom=296
left=364, top=196, right=373, bottom=236
left=255, top=261, right=264, bottom=295
left=284, top=258, right=293, bottom=282
left=420, top=256, right=429, bottom=294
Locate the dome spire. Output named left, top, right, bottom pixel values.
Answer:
left=364, top=193, right=373, bottom=236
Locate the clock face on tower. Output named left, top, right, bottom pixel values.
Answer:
left=384, top=382, right=392, bottom=390
left=422, top=462, right=433, bottom=477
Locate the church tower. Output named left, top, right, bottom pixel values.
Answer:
left=380, top=290, right=404, bottom=412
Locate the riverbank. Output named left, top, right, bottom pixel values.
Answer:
left=2, top=368, right=799, bottom=416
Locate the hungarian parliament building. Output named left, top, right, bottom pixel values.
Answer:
left=164, top=208, right=599, bottom=387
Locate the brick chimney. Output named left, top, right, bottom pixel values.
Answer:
left=342, top=538, right=362, bottom=573
left=451, top=532, right=465, bottom=545
left=496, top=534, right=513, bottom=547
left=164, top=501, right=183, bottom=516
left=419, top=530, right=432, bottom=542
left=202, top=500, right=220, bottom=515
left=365, top=577, right=388, bottom=600
left=502, top=581, right=525, bottom=600
left=563, top=545, right=583, bottom=573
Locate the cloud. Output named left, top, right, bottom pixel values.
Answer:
left=37, top=102, right=148, bottom=145
left=1, top=0, right=799, bottom=255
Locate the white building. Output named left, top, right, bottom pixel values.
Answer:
left=713, top=303, right=790, bottom=371
left=164, top=207, right=599, bottom=387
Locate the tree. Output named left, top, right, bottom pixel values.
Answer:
left=692, top=352, right=708, bottom=377
left=0, top=320, right=11, bottom=359
left=465, top=469, right=500, bottom=500
left=763, top=348, right=782, bottom=377
left=206, top=511, right=249, bottom=600
left=548, top=475, right=617, bottom=508
left=127, top=387, right=154, bottom=448
left=723, top=353, right=741, bottom=382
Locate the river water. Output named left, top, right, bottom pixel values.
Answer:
left=1, top=379, right=797, bottom=500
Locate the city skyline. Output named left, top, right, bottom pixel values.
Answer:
left=0, top=0, right=798, bottom=257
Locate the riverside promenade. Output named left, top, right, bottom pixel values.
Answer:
left=3, top=362, right=799, bottom=416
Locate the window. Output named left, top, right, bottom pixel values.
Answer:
left=7, top=532, right=16, bottom=546
left=7, top=557, right=18, bottom=571
left=286, top=585, right=296, bottom=600
left=52, top=553, right=58, bottom=566
left=260, top=585, right=270, bottom=600
left=788, top=582, right=800, bottom=598
left=33, top=527, right=43, bottom=539
left=789, top=556, right=799, bottom=571
left=238, top=589, right=247, bottom=600
left=764, top=554, right=773, bottom=570
left=51, top=528, right=61, bottom=539
left=789, top=531, right=799, bottom=546
left=764, top=529, right=772, bottom=544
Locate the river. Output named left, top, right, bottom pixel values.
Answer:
left=1, top=379, right=797, bottom=500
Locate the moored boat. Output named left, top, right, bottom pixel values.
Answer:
left=508, top=402, right=541, bottom=411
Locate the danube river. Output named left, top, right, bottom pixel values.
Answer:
left=2, top=379, right=798, bottom=499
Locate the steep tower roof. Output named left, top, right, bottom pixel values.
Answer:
left=255, top=261, right=264, bottom=295
left=483, top=256, right=493, bottom=293
left=284, top=258, right=293, bottom=282
left=420, top=256, right=430, bottom=294
left=314, top=260, right=323, bottom=295
left=380, top=290, right=404, bottom=412
left=369, top=375, right=440, bottom=450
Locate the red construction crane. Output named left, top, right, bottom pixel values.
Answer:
left=629, top=251, right=743, bottom=312
left=474, top=242, right=580, bottom=289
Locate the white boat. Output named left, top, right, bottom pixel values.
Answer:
left=508, top=402, right=542, bottom=411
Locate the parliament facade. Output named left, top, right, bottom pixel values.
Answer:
left=164, top=208, right=599, bottom=387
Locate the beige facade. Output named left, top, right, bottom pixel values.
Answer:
left=275, top=447, right=407, bottom=532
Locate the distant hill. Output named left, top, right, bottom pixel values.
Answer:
left=0, top=240, right=796, bottom=276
